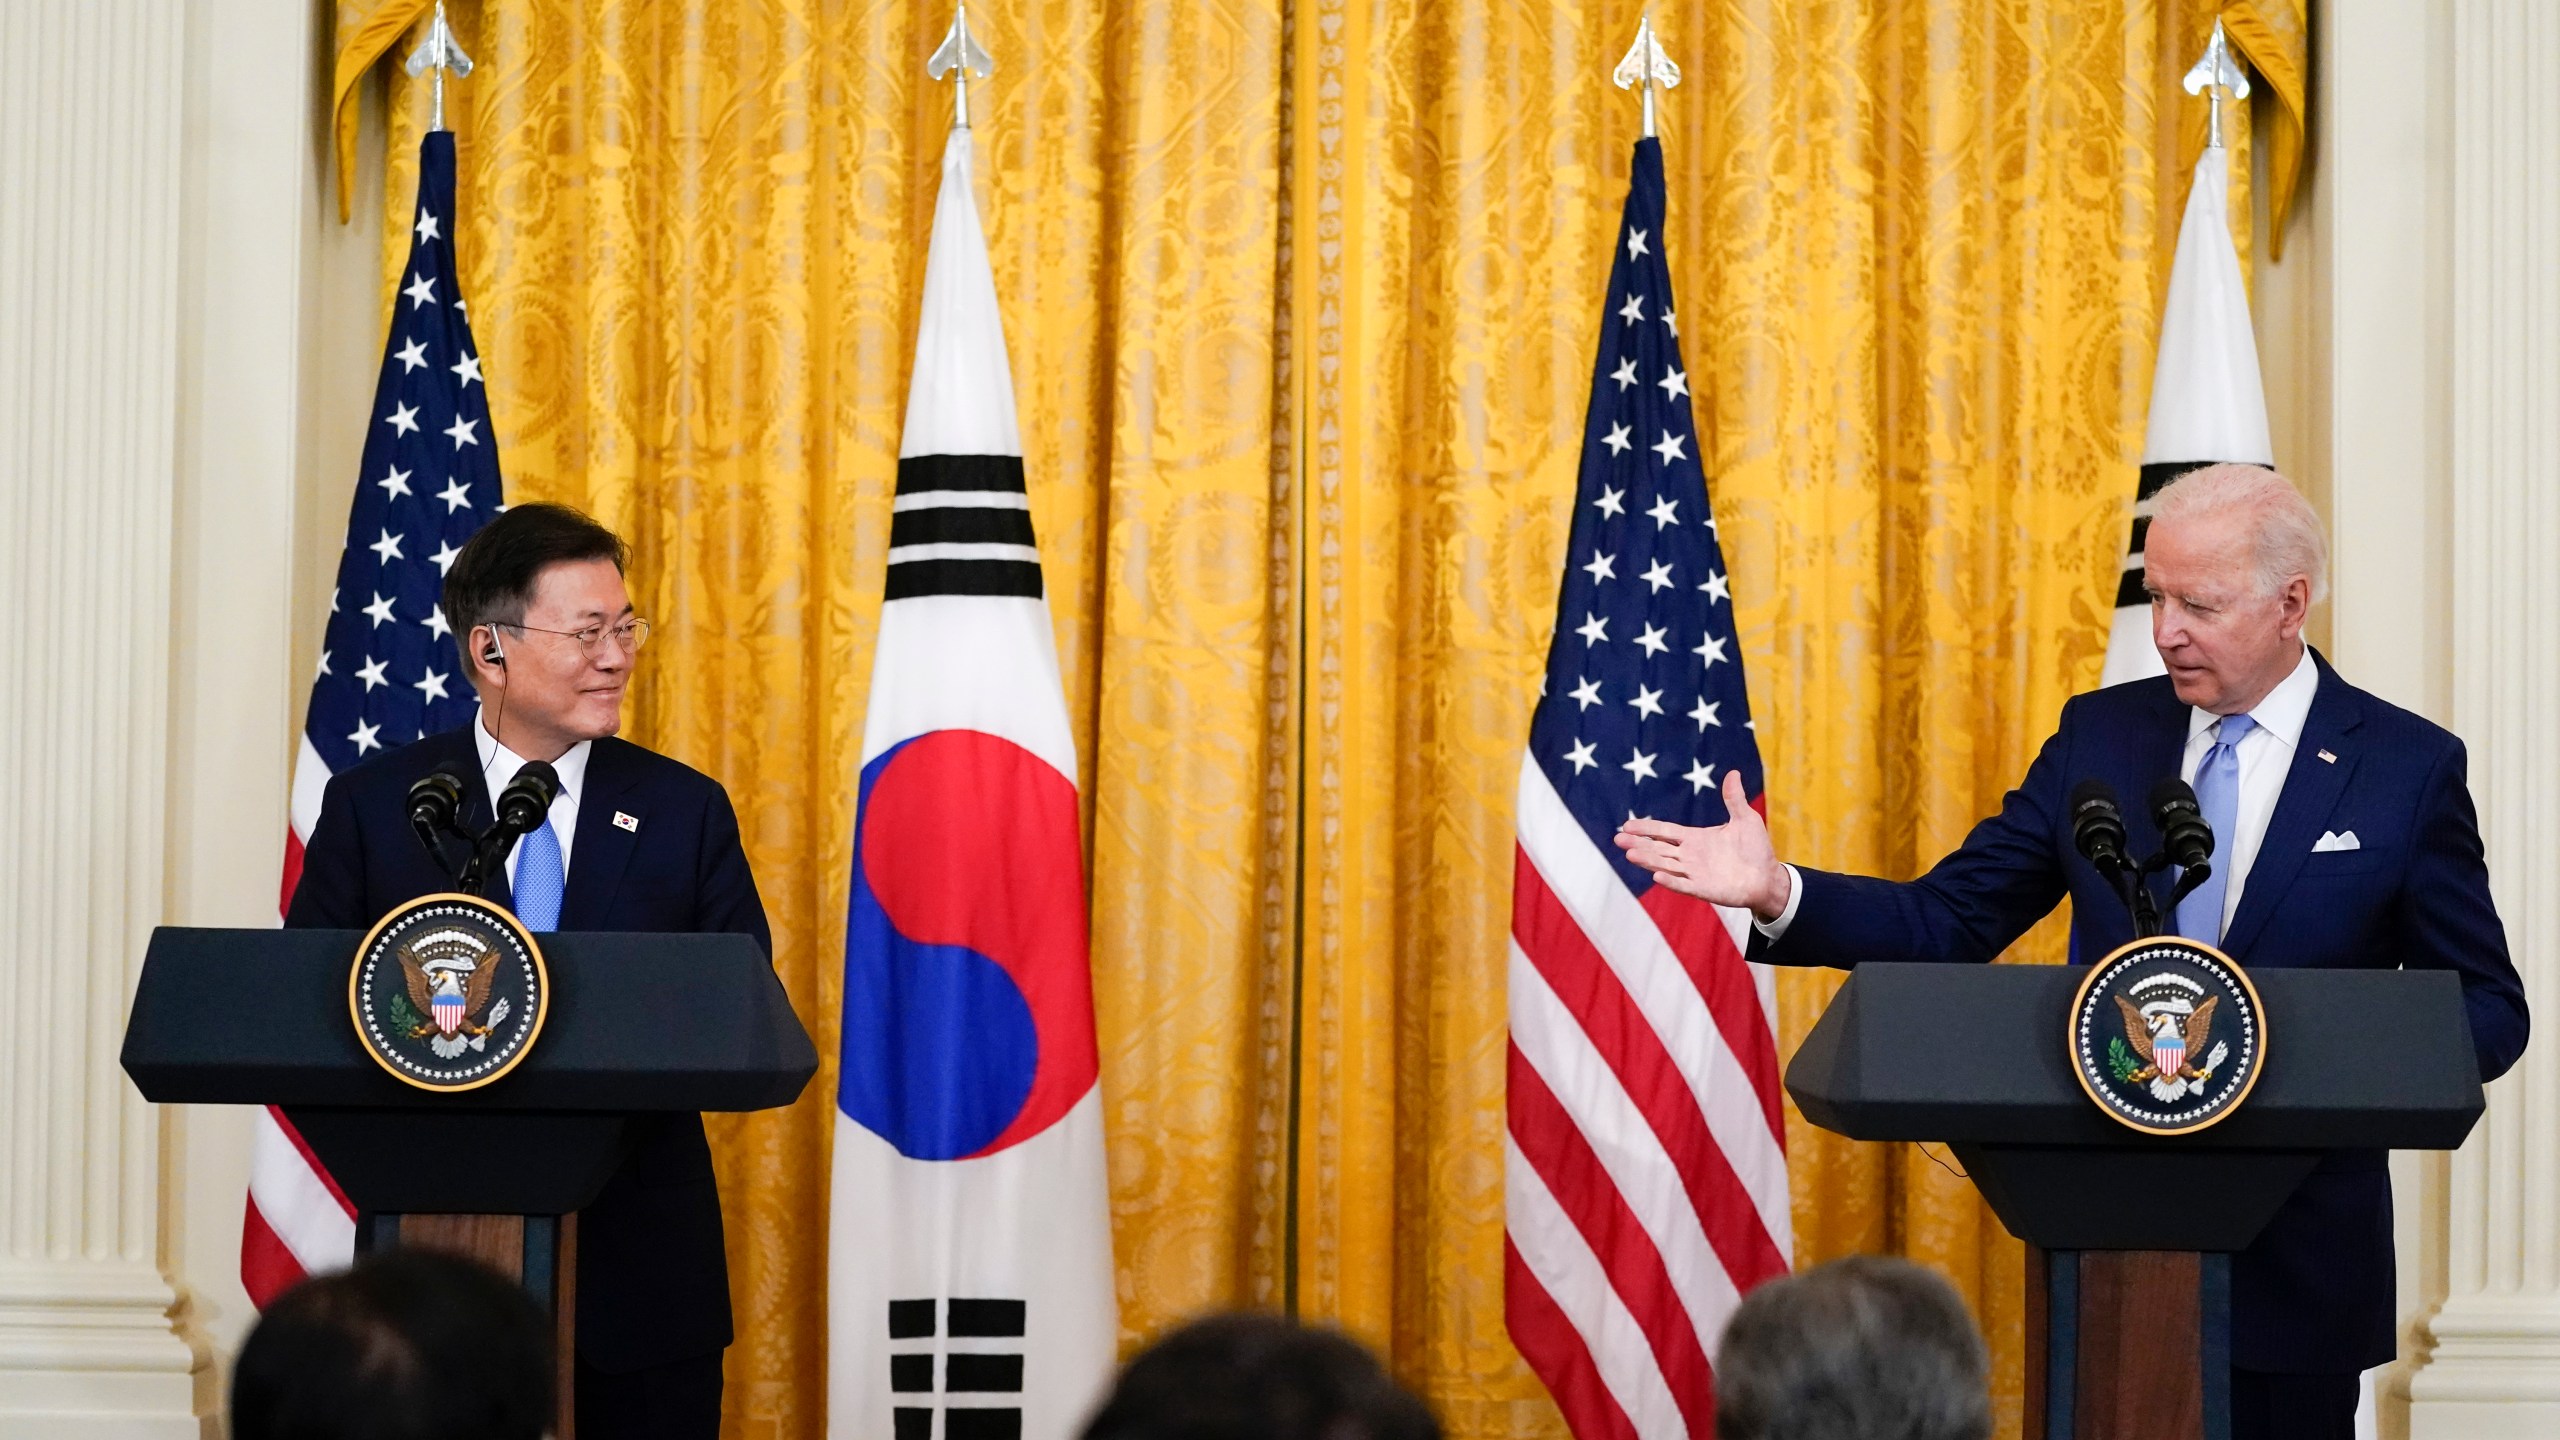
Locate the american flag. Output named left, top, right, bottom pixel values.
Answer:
left=1504, top=137, right=1791, bottom=1440
left=245, top=129, right=505, bottom=1306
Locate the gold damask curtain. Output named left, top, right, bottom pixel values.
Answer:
left=335, top=3, right=2301, bottom=1438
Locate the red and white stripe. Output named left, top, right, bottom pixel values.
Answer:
left=1506, top=754, right=1791, bottom=1438
left=242, top=735, right=358, bottom=1307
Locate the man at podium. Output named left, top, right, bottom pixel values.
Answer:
left=287, top=503, right=769, bottom=1440
left=1616, top=466, right=2526, bottom=1440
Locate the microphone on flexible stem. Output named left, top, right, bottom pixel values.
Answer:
left=494, top=761, right=561, bottom=835
left=2070, top=778, right=2161, bottom=936
left=2069, top=779, right=2131, bottom=873
left=459, top=761, right=562, bottom=899
left=405, top=766, right=471, bottom=882
left=2151, top=776, right=2217, bottom=914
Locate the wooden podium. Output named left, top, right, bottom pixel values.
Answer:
left=122, top=926, right=817, bottom=1438
left=1787, top=962, right=2484, bottom=1440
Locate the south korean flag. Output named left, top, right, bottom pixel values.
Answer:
left=2102, top=142, right=2276, bottom=687
left=825, top=122, right=1119, bottom=1440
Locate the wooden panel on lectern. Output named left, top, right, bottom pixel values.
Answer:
left=398, top=1213, right=525, bottom=1278
left=2076, top=1251, right=2203, bottom=1440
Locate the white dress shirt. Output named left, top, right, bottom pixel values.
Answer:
left=1754, top=645, right=2320, bottom=942
left=473, top=710, right=590, bottom=889
left=2178, top=645, right=2318, bottom=932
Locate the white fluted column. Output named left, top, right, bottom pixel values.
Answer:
left=0, top=2, right=204, bottom=1434
left=2402, top=0, right=2560, bottom=1433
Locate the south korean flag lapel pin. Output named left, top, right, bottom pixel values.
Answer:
left=612, top=810, right=640, bottom=833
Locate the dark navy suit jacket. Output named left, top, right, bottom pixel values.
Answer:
left=1761, top=653, right=2528, bottom=1372
left=286, top=725, right=772, bottom=1374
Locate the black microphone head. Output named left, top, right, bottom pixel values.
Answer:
left=2148, top=774, right=2199, bottom=818
left=2068, top=778, right=2128, bottom=868
left=2151, top=775, right=2214, bottom=865
left=406, top=768, right=465, bottom=828
left=495, top=760, right=561, bottom=830
left=2069, top=777, right=2119, bottom=815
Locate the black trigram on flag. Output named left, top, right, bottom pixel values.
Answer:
left=890, top=1298, right=1027, bottom=1440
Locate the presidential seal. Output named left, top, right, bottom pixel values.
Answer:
left=2069, top=937, right=2265, bottom=1135
left=349, top=894, right=549, bottom=1092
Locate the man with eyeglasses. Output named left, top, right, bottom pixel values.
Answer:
left=287, top=501, right=768, bottom=1440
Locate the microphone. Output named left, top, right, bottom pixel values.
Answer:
left=2072, top=778, right=2165, bottom=936
left=2069, top=779, right=2132, bottom=874
left=494, top=761, right=561, bottom=836
left=458, top=761, right=562, bottom=899
left=406, top=766, right=470, bottom=880
left=2150, top=776, right=2215, bottom=870
left=407, top=768, right=466, bottom=843
left=2153, top=776, right=2217, bottom=926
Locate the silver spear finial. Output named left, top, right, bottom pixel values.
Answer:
left=2183, top=18, right=2252, bottom=151
left=1613, top=10, right=1682, bottom=140
left=928, top=0, right=996, bottom=130
left=403, top=1, right=476, bottom=133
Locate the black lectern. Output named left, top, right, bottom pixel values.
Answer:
left=1786, top=963, right=2484, bottom=1440
left=122, top=926, right=817, bottom=1438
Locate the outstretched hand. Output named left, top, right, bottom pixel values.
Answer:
left=1614, top=770, right=1792, bottom=919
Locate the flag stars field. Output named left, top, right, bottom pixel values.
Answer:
left=288, top=130, right=504, bottom=823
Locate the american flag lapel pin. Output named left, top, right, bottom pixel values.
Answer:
left=2317, top=749, right=2337, bottom=764
left=613, top=810, right=639, bottom=832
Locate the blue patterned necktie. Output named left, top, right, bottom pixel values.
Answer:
left=2177, top=712, right=2257, bottom=944
left=513, top=815, right=565, bottom=932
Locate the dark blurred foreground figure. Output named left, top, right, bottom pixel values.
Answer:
left=232, top=1249, right=553, bottom=1440
left=1081, top=1312, right=1440, bottom=1440
left=1715, top=1255, right=1992, bottom=1440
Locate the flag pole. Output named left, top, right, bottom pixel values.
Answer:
left=2182, top=17, right=2252, bottom=151
left=928, top=0, right=997, bottom=130
left=402, top=1, right=476, bottom=134
left=1613, top=10, right=1681, bottom=140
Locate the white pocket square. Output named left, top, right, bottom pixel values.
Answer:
left=2313, top=829, right=2361, bottom=853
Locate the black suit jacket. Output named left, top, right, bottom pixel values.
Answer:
left=1760, top=655, right=2528, bottom=1372
left=286, top=726, right=772, bottom=1373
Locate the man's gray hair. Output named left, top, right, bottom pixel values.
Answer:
left=1714, top=1255, right=1991, bottom=1440
left=2149, top=463, right=2330, bottom=603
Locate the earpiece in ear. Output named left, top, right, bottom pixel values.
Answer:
left=483, top=635, right=505, bottom=667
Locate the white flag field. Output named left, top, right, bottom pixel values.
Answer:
left=826, top=122, right=1119, bottom=1440
left=2102, top=142, right=2276, bottom=687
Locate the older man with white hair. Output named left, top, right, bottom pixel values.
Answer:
left=1617, top=465, right=2528, bottom=1440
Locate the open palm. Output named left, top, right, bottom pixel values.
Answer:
left=1613, top=770, right=1790, bottom=918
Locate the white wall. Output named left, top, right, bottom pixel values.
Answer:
left=163, top=0, right=388, bottom=1425
left=0, top=0, right=380, bottom=1432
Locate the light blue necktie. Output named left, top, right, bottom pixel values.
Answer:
left=513, top=816, right=565, bottom=932
left=2177, top=712, right=2256, bottom=944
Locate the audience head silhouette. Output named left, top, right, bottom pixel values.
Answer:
left=231, top=1248, right=553, bottom=1440
left=1080, top=1312, right=1440, bottom=1440
left=1714, top=1255, right=1991, bottom=1440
